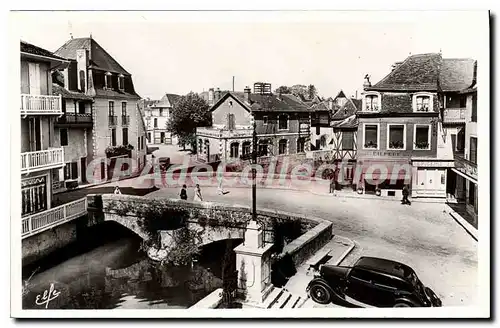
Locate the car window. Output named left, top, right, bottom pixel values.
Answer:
left=349, top=268, right=375, bottom=282
left=373, top=274, right=399, bottom=289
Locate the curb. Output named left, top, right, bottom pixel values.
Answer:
left=448, top=210, right=478, bottom=241
left=331, top=237, right=356, bottom=266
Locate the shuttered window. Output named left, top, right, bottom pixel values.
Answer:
left=342, top=131, right=354, bottom=150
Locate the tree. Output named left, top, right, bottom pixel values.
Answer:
left=308, top=84, right=317, bottom=100
left=166, top=92, right=211, bottom=151
left=275, top=86, right=292, bottom=94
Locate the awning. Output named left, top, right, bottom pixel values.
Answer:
left=451, top=168, right=478, bottom=184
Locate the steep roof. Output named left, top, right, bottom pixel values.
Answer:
left=439, top=58, right=476, bottom=92
left=52, top=84, right=93, bottom=101
left=332, top=98, right=361, bottom=121
left=331, top=114, right=358, bottom=129
left=333, top=90, right=347, bottom=100
left=212, top=92, right=311, bottom=113
left=21, top=41, right=67, bottom=61
left=156, top=93, right=181, bottom=107
left=54, top=37, right=130, bottom=75
left=366, top=53, right=442, bottom=91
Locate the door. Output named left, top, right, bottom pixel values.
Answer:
left=345, top=268, right=377, bottom=306
left=315, top=139, right=320, bottom=150
left=28, top=63, right=41, bottom=95
left=29, top=117, right=41, bottom=151
left=160, top=132, right=165, bottom=143
left=451, top=134, right=457, bottom=153
left=81, top=157, right=87, bottom=183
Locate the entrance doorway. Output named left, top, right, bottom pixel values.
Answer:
left=81, top=157, right=87, bottom=183
left=160, top=132, right=165, bottom=144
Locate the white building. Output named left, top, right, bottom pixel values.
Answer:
left=141, top=93, right=180, bottom=145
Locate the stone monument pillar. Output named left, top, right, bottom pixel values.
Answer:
left=234, top=220, right=274, bottom=308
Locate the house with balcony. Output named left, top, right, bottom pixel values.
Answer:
left=20, top=41, right=88, bottom=240
left=54, top=36, right=147, bottom=181
left=196, top=82, right=312, bottom=163
left=356, top=53, right=465, bottom=199
left=141, top=93, right=180, bottom=145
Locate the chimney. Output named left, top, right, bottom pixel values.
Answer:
left=208, top=88, right=214, bottom=105
left=328, top=98, right=333, bottom=110
left=363, top=74, right=371, bottom=89
left=244, top=86, right=251, bottom=103
left=76, top=49, right=89, bottom=92
left=215, top=87, right=221, bottom=101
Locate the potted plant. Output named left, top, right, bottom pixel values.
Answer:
left=364, top=141, right=377, bottom=149
left=375, top=186, right=382, bottom=196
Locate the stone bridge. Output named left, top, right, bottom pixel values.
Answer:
left=87, top=194, right=334, bottom=266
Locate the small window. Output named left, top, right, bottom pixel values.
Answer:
left=459, top=95, right=467, bottom=108
left=154, top=118, right=158, bottom=128
left=278, top=139, right=287, bottom=155
left=363, top=124, right=378, bottom=149
left=365, top=94, right=379, bottom=111
left=118, top=75, right=125, bottom=90
left=159, top=108, right=163, bottom=116
left=316, top=126, right=320, bottom=135
left=111, top=128, right=116, bottom=146
left=471, top=94, right=477, bottom=122
left=278, top=114, right=288, bottom=130
left=147, top=132, right=151, bottom=142
left=350, top=268, right=375, bottom=282
left=415, top=95, right=431, bottom=112
left=122, top=102, right=127, bottom=116
left=79, top=70, right=86, bottom=92
left=388, top=125, right=405, bottom=150
left=297, top=137, right=305, bottom=153
left=122, top=128, right=128, bottom=145
left=263, top=116, right=268, bottom=125
left=414, top=125, right=430, bottom=150
left=470, top=137, right=477, bottom=164
left=258, top=140, right=269, bottom=156
left=227, top=113, right=235, bottom=130
left=242, top=141, right=251, bottom=156
left=64, top=162, right=78, bottom=180
left=320, top=135, right=326, bottom=148
left=60, top=129, right=68, bottom=146
left=230, top=142, right=239, bottom=158
left=138, top=137, right=141, bottom=150
left=342, top=131, right=354, bottom=150
left=108, top=101, right=115, bottom=116
left=105, top=72, right=113, bottom=89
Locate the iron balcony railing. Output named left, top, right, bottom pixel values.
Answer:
left=108, top=115, right=118, bottom=127
left=121, top=115, right=130, bottom=126
left=57, top=113, right=93, bottom=125
left=20, top=94, right=63, bottom=116
left=20, top=148, right=64, bottom=174
left=454, top=153, right=477, bottom=181
left=21, top=197, right=88, bottom=239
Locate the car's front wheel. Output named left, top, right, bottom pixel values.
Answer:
left=393, top=302, right=413, bottom=308
left=309, top=283, right=332, bottom=304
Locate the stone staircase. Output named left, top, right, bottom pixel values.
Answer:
left=262, top=287, right=311, bottom=309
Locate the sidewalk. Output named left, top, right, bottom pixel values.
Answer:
left=445, top=203, right=478, bottom=241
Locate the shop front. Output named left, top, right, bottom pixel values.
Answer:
left=411, top=159, right=454, bottom=198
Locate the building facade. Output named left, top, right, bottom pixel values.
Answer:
left=356, top=53, right=469, bottom=199
left=54, top=36, right=147, bottom=181
left=141, top=93, right=180, bottom=145
left=20, top=41, right=68, bottom=218
left=196, top=83, right=312, bottom=163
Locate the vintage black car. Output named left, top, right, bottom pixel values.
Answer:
left=306, top=256, right=442, bottom=308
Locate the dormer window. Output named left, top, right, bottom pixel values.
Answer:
left=413, top=93, right=433, bottom=112
left=363, top=92, right=381, bottom=112
left=105, top=72, right=113, bottom=89
left=118, top=74, right=125, bottom=91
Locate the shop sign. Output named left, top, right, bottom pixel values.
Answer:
left=21, top=176, right=46, bottom=188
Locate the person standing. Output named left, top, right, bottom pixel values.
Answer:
left=180, top=184, right=188, bottom=200
left=329, top=176, right=335, bottom=194
left=114, top=185, right=122, bottom=195
left=402, top=184, right=411, bottom=205
left=193, top=184, right=203, bottom=201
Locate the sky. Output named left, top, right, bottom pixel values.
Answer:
left=11, top=11, right=488, bottom=100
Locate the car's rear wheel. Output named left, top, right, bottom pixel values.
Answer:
left=309, top=284, right=332, bottom=304
left=394, top=302, right=412, bottom=308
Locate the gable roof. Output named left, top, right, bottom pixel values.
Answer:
left=439, top=58, right=476, bottom=92
left=21, top=41, right=67, bottom=62
left=331, top=114, right=358, bottom=129
left=55, top=37, right=130, bottom=75
left=210, top=91, right=311, bottom=113
left=333, top=90, right=347, bottom=100
left=332, top=98, right=361, bottom=121
left=366, top=53, right=442, bottom=92
left=156, top=93, right=181, bottom=107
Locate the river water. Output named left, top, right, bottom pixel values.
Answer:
left=22, top=226, right=238, bottom=309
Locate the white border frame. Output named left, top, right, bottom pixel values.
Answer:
left=362, top=122, right=380, bottom=150
left=413, top=123, right=432, bottom=150
left=412, top=92, right=434, bottom=112
left=387, top=123, right=406, bottom=150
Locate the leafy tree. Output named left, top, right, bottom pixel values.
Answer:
left=275, top=86, right=292, bottom=94
left=308, top=84, right=317, bottom=100
left=166, top=92, right=211, bottom=151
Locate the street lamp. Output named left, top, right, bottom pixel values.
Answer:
left=252, top=118, right=257, bottom=220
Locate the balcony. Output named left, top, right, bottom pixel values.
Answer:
left=121, top=115, right=130, bottom=126
left=454, top=153, right=477, bottom=182
left=22, top=197, right=87, bottom=239
left=20, top=94, right=62, bottom=116
left=55, top=113, right=93, bottom=128
left=108, top=115, right=118, bottom=127
left=20, top=148, right=64, bottom=174
left=443, top=107, right=466, bottom=124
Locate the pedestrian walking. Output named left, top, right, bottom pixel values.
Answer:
left=193, top=184, right=203, bottom=201
left=217, top=178, right=225, bottom=195
left=180, top=184, right=188, bottom=200
left=329, top=177, right=335, bottom=194
left=401, top=184, right=411, bottom=205
left=114, top=185, right=122, bottom=195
